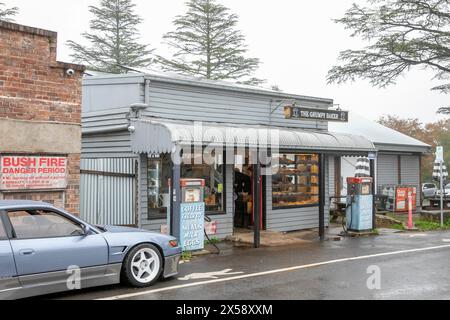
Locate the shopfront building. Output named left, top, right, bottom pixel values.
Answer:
left=81, top=71, right=375, bottom=239
left=329, top=113, right=431, bottom=209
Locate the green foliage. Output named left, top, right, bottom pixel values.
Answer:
left=328, top=0, right=450, bottom=112
left=414, top=220, right=442, bottom=231
left=205, top=237, right=220, bottom=245
left=390, top=220, right=450, bottom=231
left=157, top=0, right=262, bottom=84
left=0, top=2, right=18, bottom=22
left=67, top=0, right=153, bottom=73
left=181, top=251, right=193, bottom=261
left=391, top=224, right=405, bottom=231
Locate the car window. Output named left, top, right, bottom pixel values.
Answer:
left=424, top=184, right=436, bottom=189
left=0, top=217, right=6, bottom=240
left=8, top=210, right=83, bottom=239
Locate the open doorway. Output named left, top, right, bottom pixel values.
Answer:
left=234, top=164, right=253, bottom=229
left=233, top=161, right=265, bottom=232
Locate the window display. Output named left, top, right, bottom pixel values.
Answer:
left=182, top=162, right=225, bottom=213
left=272, top=154, right=320, bottom=209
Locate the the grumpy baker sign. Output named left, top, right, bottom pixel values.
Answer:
left=0, top=156, right=68, bottom=191
left=284, top=106, right=349, bottom=122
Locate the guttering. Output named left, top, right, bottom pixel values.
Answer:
left=374, top=142, right=432, bottom=154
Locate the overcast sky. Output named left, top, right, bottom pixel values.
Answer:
left=6, top=0, right=449, bottom=123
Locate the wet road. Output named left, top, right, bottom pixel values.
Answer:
left=45, top=230, right=450, bottom=300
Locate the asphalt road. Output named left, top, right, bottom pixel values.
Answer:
left=44, top=230, right=450, bottom=300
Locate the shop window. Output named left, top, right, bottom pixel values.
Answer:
left=148, top=155, right=172, bottom=220
left=182, top=160, right=225, bottom=214
left=272, top=154, right=320, bottom=209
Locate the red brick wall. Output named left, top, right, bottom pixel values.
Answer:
left=0, top=22, right=85, bottom=215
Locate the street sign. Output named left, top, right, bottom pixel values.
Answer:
left=436, top=146, right=444, bottom=162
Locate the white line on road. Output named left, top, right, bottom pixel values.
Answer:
left=98, top=244, right=450, bottom=300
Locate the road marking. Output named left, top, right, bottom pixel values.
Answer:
left=97, top=244, right=450, bottom=300
left=178, top=269, right=244, bottom=281
left=408, top=234, right=428, bottom=238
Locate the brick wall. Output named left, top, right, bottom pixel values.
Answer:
left=0, top=21, right=85, bottom=215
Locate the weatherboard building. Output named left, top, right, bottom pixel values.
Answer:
left=80, top=70, right=381, bottom=240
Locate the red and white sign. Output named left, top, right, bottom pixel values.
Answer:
left=205, top=221, right=218, bottom=236
left=0, top=156, right=68, bottom=191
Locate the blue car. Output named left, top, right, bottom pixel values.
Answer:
left=0, top=200, right=182, bottom=300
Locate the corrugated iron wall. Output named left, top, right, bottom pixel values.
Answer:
left=80, top=158, right=137, bottom=226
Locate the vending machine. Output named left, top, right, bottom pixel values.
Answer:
left=346, top=177, right=374, bottom=232
left=179, top=179, right=206, bottom=251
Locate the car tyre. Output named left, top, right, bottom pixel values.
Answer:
left=121, top=244, right=163, bottom=288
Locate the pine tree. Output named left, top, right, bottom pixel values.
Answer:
left=0, top=2, right=19, bottom=22
left=158, top=0, right=262, bottom=85
left=67, top=0, right=153, bottom=74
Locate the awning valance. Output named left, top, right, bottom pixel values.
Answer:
left=129, top=119, right=376, bottom=155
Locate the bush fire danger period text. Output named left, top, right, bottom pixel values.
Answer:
left=0, top=156, right=68, bottom=190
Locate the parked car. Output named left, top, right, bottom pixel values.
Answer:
left=436, top=183, right=450, bottom=198
left=422, top=183, right=438, bottom=199
left=0, top=200, right=181, bottom=300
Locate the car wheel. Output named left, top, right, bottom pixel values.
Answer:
left=121, top=244, right=163, bottom=288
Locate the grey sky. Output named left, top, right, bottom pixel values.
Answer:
left=6, top=0, right=449, bottom=123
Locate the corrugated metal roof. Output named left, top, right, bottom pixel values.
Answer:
left=130, top=118, right=376, bottom=155
left=84, top=68, right=334, bottom=104
left=329, top=113, right=431, bottom=153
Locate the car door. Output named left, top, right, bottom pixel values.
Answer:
left=0, top=212, right=20, bottom=298
left=7, top=208, right=109, bottom=287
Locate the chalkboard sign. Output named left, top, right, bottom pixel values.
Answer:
left=284, top=106, right=349, bottom=122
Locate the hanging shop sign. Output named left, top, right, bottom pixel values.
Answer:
left=0, top=156, right=68, bottom=191
left=284, top=106, right=349, bottom=122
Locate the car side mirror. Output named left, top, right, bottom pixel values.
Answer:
left=82, top=224, right=91, bottom=236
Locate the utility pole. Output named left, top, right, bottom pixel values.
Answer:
left=436, top=146, right=444, bottom=227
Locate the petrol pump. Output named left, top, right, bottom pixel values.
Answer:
left=346, top=177, right=374, bottom=232
left=178, top=179, right=206, bottom=251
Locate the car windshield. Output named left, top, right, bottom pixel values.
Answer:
left=424, top=184, right=436, bottom=189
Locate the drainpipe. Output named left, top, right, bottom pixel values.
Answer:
left=144, top=78, right=151, bottom=105
left=127, top=102, right=148, bottom=230
left=319, top=153, right=326, bottom=241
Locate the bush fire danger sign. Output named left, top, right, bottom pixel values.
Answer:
left=0, top=156, right=68, bottom=191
